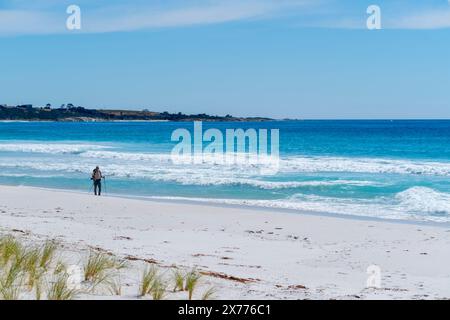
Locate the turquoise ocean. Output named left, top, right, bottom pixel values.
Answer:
left=1, top=120, right=449, bottom=223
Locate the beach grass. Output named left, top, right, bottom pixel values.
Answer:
left=39, top=241, right=58, bottom=270
left=185, top=269, right=202, bottom=300
left=1, top=258, right=24, bottom=289
left=0, top=234, right=218, bottom=300
left=0, top=280, right=22, bottom=300
left=106, top=277, right=122, bottom=296
left=23, top=248, right=45, bottom=290
left=151, top=278, right=167, bottom=300
left=0, top=236, right=23, bottom=267
left=34, top=276, right=44, bottom=300
left=0, top=263, right=23, bottom=300
left=54, top=261, right=67, bottom=275
left=47, top=274, right=78, bottom=300
left=172, top=269, right=185, bottom=292
left=84, top=251, right=126, bottom=283
left=139, top=266, right=158, bottom=297
left=201, top=286, right=217, bottom=300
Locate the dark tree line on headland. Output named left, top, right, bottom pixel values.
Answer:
left=0, top=105, right=271, bottom=122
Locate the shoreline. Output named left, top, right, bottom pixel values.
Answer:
left=0, top=120, right=170, bottom=123
left=2, top=119, right=450, bottom=122
left=1, top=185, right=450, bottom=299
left=2, top=183, right=449, bottom=229
left=0, top=119, right=275, bottom=123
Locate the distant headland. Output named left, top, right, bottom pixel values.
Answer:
left=0, top=104, right=273, bottom=122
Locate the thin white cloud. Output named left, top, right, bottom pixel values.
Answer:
left=0, top=0, right=311, bottom=36
left=85, top=1, right=282, bottom=33
left=0, top=10, right=65, bottom=35
left=294, top=7, right=450, bottom=30
left=389, top=9, right=450, bottom=29
left=2, top=0, right=450, bottom=36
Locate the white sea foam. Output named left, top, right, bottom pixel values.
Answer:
left=2, top=154, right=450, bottom=222
left=81, top=150, right=279, bottom=167
left=0, top=173, right=63, bottom=178
left=3, top=144, right=450, bottom=177
left=81, top=151, right=450, bottom=176
left=0, top=160, right=386, bottom=189
left=281, top=156, right=450, bottom=176
left=151, top=187, right=450, bottom=223
left=147, top=175, right=384, bottom=188
left=395, top=187, right=450, bottom=215
left=81, top=151, right=173, bottom=162
left=0, top=143, right=110, bottom=154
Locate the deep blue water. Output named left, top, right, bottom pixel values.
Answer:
left=1, top=120, right=449, bottom=222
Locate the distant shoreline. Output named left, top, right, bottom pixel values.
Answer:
left=0, top=119, right=172, bottom=123
left=0, top=119, right=276, bottom=123
left=0, top=105, right=273, bottom=122
left=2, top=118, right=450, bottom=123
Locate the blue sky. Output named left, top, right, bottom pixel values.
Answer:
left=1, top=0, right=450, bottom=119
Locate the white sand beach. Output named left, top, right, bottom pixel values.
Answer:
left=1, top=185, right=450, bottom=300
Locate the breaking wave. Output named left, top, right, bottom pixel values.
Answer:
left=0, top=143, right=110, bottom=154
left=281, top=156, right=450, bottom=176
left=79, top=152, right=450, bottom=177
left=2, top=143, right=450, bottom=177
left=151, top=186, right=450, bottom=223
left=0, top=160, right=384, bottom=189
left=395, top=187, right=450, bottom=216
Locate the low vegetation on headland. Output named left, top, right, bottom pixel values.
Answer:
left=0, top=104, right=272, bottom=122
left=0, top=234, right=217, bottom=300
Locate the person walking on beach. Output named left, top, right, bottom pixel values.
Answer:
left=91, top=166, right=103, bottom=196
